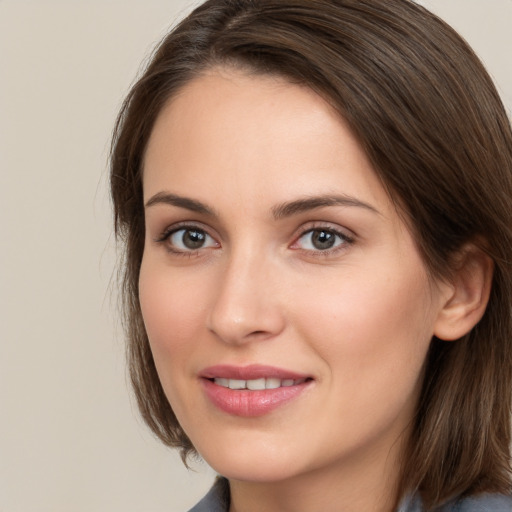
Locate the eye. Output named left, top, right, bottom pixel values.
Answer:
left=295, top=228, right=351, bottom=252
left=162, top=227, right=218, bottom=252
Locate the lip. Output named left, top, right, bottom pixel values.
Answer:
left=200, top=364, right=313, bottom=417
left=200, top=364, right=309, bottom=380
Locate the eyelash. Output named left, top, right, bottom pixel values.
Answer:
left=155, top=223, right=218, bottom=257
left=154, top=223, right=355, bottom=258
left=292, top=225, right=354, bottom=257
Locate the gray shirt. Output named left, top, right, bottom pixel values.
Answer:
left=189, top=478, right=512, bottom=512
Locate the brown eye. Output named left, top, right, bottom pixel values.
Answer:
left=296, top=228, right=349, bottom=251
left=311, top=230, right=337, bottom=250
left=168, top=228, right=217, bottom=251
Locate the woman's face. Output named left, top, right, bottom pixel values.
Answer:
left=140, top=68, right=450, bottom=484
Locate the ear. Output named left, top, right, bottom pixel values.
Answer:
left=434, top=244, right=494, bottom=341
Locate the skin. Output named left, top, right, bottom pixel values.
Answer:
left=139, top=68, right=458, bottom=512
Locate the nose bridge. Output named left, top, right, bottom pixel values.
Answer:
left=207, top=241, right=284, bottom=345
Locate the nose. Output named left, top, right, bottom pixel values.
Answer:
left=206, top=249, right=286, bottom=345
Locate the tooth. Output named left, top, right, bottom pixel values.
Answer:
left=265, top=378, right=281, bottom=389
left=247, top=378, right=266, bottom=390
left=229, top=379, right=246, bottom=390
left=213, top=377, right=304, bottom=390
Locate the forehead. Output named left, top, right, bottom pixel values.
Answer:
left=142, top=67, right=393, bottom=219
left=144, top=68, right=346, bottom=168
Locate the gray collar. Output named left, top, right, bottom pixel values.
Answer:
left=188, top=478, right=512, bottom=512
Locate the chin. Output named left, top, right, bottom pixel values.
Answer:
left=210, top=459, right=301, bottom=484
left=195, top=434, right=309, bottom=483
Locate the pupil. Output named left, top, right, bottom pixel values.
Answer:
left=183, top=230, right=205, bottom=249
left=312, top=230, right=335, bottom=250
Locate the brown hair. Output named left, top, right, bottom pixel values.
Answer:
left=110, top=0, right=512, bottom=508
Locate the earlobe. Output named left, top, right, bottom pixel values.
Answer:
left=433, top=244, right=494, bottom=341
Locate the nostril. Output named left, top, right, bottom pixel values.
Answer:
left=207, top=290, right=286, bottom=345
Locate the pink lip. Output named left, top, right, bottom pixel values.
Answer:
left=200, top=364, right=309, bottom=380
left=200, top=365, right=313, bottom=417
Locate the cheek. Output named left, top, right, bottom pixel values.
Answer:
left=138, top=258, right=208, bottom=374
left=138, top=256, right=218, bottom=427
left=294, top=272, right=434, bottom=455
left=296, top=262, right=435, bottom=399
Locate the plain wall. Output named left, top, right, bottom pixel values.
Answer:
left=1, top=1, right=511, bottom=511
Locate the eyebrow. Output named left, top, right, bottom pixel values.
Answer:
left=145, top=192, right=217, bottom=216
left=144, top=191, right=379, bottom=219
left=271, top=195, right=380, bottom=219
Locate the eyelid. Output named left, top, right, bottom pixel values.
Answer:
left=154, top=222, right=220, bottom=254
left=154, top=221, right=213, bottom=241
left=152, top=220, right=354, bottom=257
left=290, top=222, right=355, bottom=254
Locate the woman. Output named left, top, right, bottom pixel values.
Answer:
left=110, top=1, right=512, bottom=510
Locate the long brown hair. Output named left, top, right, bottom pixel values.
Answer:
left=110, top=0, right=512, bottom=508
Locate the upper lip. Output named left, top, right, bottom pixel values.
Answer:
left=200, top=364, right=311, bottom=381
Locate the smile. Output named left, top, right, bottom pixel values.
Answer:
left=200, top=365, right=313, bottom=417
left=212, top=377, right=308, bottom=390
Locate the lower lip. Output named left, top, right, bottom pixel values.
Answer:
left=201, top=379, right=311, bottom=417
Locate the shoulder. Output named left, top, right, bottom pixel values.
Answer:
left=446, top=493, right=512, bottom=512
left=399, top=492, right=512, bottom=512
left=188, top=484, right=512, bottom=512
left=187, top=478, right=230, bottom=512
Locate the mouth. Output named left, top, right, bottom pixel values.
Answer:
left=199, top=365, right=314, bottom=417
left=209, top=377, right=310, bottom=390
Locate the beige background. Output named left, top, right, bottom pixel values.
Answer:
left=1, top=1, right=511, bottom=511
